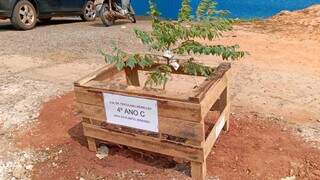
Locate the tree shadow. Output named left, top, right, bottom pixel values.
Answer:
left=37, top=18, right=83, bottom=27
left=89, top=20, right=132, bottom=27
left=0, top=18, right=82, bottom=31
left=68, top=122, right=191, bottom=177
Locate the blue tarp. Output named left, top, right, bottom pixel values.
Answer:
left=132, top=0, right=320, bottom=19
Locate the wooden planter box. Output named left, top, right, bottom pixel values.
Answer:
left=74, top=62, right=231, bottom=180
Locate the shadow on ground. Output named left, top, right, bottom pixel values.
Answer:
left=0, top=19, right=82, bottom=31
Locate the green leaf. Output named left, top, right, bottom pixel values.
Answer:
left=134, top=29, right=154, bottom=45
left=178, top=0, right=192, bottom=22
left=183, top=60, right=212, bottom=77
left=138, top=55, right=154, bottom=68
left=115, top=59, right=125, bottom=70
left=126, top=56, right=137, bottom=69
left=102, top=0, right=246, bottom=89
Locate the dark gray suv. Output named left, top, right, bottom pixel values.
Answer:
left=0, top=0, right=96, bottom=30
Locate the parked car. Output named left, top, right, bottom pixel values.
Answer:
left=0, top=0, right=96, bottom=30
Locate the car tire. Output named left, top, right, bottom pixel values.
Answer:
left=128, top=14, right=136, bottom=23
left=100, top=3, right=114, bottom=27
left=80, top=1, right=96, bottom=21
left=11, top=0, right=37, bottom=30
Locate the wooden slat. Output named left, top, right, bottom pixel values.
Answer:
left=200, top=74, right=227, bottom=119
left=75, top=88, right=103, bottom=105
left=77, top=103, right=204, bottom=142
left=79, top=81, right=195, bottom=103
left=83, top=123, right=204, bottom=162
left=203, top=104, right=229, bottom=158
left=192, top=63, right=231, bottom=101
left=160, top=117, right=204, bottom=142
left=220, top=87, right=230, bottom=131
left=75, top=63, right=230, bottom=103
left=191, top=161, right=207, bottom=180
left=74, top=64, right=119, bottom=86
left=87, top=137, right=97, bottom=152
left=75, top=88, right=202, bottom=122
left=76, top=103, right=106, bottom=121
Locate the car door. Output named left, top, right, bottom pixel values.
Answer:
left=59, top=0, right=85, bottom=12
left=37, top=0, right=61, bottom=13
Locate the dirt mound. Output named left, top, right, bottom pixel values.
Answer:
left=16, top=92, right=320, bottom=179
left=248, top=5, right=320, bottom=41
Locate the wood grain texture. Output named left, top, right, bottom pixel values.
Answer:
left=83, top=123, right=204, bottom=162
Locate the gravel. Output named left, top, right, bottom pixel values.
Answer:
left=0, top=18, right=150, bottom=63
left=0, top=18, right=153, bottom=179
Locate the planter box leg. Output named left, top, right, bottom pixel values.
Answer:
left=191, top=161, right=206, bottom=180
left=223, top=84, right=230, bottom=132
left=223, top=104, right=230, bottom=132
left=125, top=68, right=140, bottom=86
left=87, top=137, right=97, bottom=152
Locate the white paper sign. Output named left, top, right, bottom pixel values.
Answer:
left=103, top=93, right=159, bottom=132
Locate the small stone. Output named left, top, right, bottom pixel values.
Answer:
left=121, top=25, right=126, bottom=29
left=23, top=153, right=30, bottom=159
left=317, top=119, right=320, bottom=123
left=96, top=145, right=109, bottom=160
left=278, top=10, right=291, bottom=16
left=58, top=150, right=63, bottom=154
left=281, top=176, right=296, bottom=180
left=297, top=128, right=303, bottom=133
left=12, top=165, right=27, bottom=178
left=45, top=147, right=50, bottom=151
left=289, top=169, right=294, bottom=176
left=79, top=177, right=85, bottom=180
left=25, top=164, right=33, bottom=171
left=52, top=162, right=57, bottom=167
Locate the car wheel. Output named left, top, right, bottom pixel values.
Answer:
left=128, top=14, right=136, bottom=23
left=100, top=3, right=114, bottom=27
left=11, top=0, right=37, bottom=30
left=81, top=1, right=96, bottom=21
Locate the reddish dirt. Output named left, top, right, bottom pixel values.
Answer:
left=16, top=92, right=320, bottom=180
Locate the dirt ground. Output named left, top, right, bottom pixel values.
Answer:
left=0, top=5, right=320, bottom=180
left=16, top=92, right=320, bottom=180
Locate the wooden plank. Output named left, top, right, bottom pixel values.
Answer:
left=75, top=90, right=202, bottom=122
left=82, top=123, right=204, bottom=162
left=75, top=63, right=229, bottom=103
left=160, top=117, right=204, bottom=142
left=191, top=161, right=207, bottom=180
left=223, top=102, right=230, bottom=131
left=200, top=74, right=227, bottom=119
left=76, top=103, right=106, bottom=121
left=87, top=137, right=97, bottom=152
left=125, top=67, right=140, bottom=86
left=79, top=81, right=195, bottom=103
left=77, top=103, right=204, bottom=142
left=74, top=87, right=103, bottom=105
left=203, top=104, right=229, bottom=158
left=74, top=64, right=119, bottom=86
left=222, top=87, right=230, bottom=131
left=77, top=103, right=204, bottom=136
left=192, top=63, right=231, bottom=101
